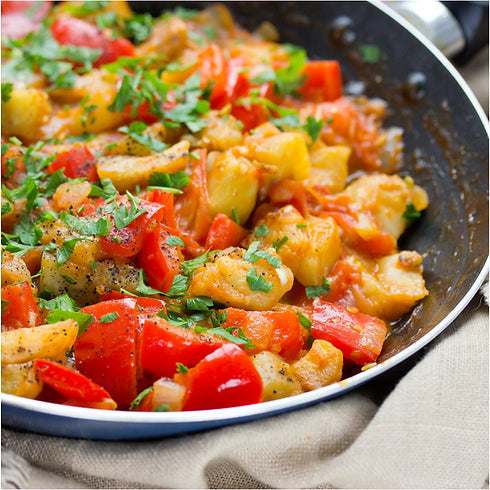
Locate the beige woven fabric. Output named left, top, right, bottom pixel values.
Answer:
left=1, top=294, right=488, bottom=489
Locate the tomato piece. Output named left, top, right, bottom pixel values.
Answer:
left=1, top=282, right=41, bottom=330
left=74, top=299, right=139, bottom=407
left=198, top=44, right=228, bottom=109
left=50, top=17, right=135, bottom=68
left=33, top=359, right=114, bottom=404
left=175, top=343, right=263, bottom=411
left=48, top=146, right=98, bottom=182
left=144, top=188, right=177, bottom=228
left=298, top=61, right=343, bottom=102
left=174, top=149, right=212, bottom=244
left=268, top=179, right=308, bottom=216
left=137, top=223, right=184, bottom=293
left=310, top=299, right=387, bottom=365
left=100, top=196, right=165, bottom=258
left=223, top=308, right=304, bottom=361
left=1, top=1, right=51, bottom=39
left=204, top=213, right=248, bottom=251
left=140, top=317, right=226, bottom=379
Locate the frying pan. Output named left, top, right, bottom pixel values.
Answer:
left=1, top=0, right=488, bottom=440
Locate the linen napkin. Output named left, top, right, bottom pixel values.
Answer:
left=1, top=290, right=488, bottom=489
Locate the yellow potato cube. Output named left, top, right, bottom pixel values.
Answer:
left=291, top=340, right=343, bottom=391
left=1, top=88, right=51, bottom=143
left=1, top=320, right=78, bottom=365
left=207, top=151, right=260, bottom=224
left=1, top=361, right=43, bottom=399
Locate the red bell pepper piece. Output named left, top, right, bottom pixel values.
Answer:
left=310, top=299, right=387, bottom=365
left=33, top=359, right=114, bottom=404
left=144, top=188, right=177, bottom=228
left=137, top=223, right=184, bottom=293
left=140, top=317, right=227, bottom=380
left=1, top=282, right=41, bottom=330
left=198, top=44, right=228, bottom=109
left=100, top=195, right=165, bottom=258
left=175, top=343, right=263, bottom=411
left=174, top=149, right=212, bottom=244
left=48, top=146, right=98, bottom=182
left=74, top=299, right=140, bottom=407
left=223, top=308, right=305, bottom=361
left=50, top=17, right=135, bottom=68
left=204, top=213, right=248, bottom=251
left=298, top=60, right=343, bottom=102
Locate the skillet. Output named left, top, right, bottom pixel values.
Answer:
left=1, top=0, right=488, bottom=440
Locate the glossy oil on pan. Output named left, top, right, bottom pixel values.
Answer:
left=2, top=0, right=488, bottom=440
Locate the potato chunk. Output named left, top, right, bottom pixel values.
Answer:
left=1, top=88, right=51, bottom=143
left=354, top=251, right=429, bottom=321
left=306, top=142, right=350, bottom=193
left=1, top=250, right=31, bottom=287
left=40, top=251, right=140, bottom=306
left=251, top=205, right=341, bottom=286
left=96, top=141, right=190, bottom=192
left=251, top=351, right=303, bottom=401
left=342, top=174, right=429, bottom=239
left=187, top=247, right=294, bottom=310
left=207, top=151, right=260, bottom=224
left=1, top=320, right=78, bottom=365
left=1, top=361, right=43, bottom=399
left=246, top=131, right=310, bottom=182
left=291, top=340, right=343, bottom=391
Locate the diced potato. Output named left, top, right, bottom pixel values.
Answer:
left=1, top=250, right=31, bottom=287
left=291, top=340, right=343, bottom=391
left=39, top=251, right=140, bottom=306
left=354, top=251, right=429, bottom=321
left=66, top=88, right=126, bottom=136
left=1, top=88, right=51, bottom=143
left=52, top=181, right=92, bottom=211
left=207, top=151, right=260, bottom=224
left=250, top=205, right=341, bottom=286
left=187, top=111, right=243, bottom=151
left=251, top=351, right=303, bottom=402
left=246, top=131, right=310, bottom=182
left=306, top=142, right=350, bottom=193
left=1, top=320, right=78, bottom=365
left=1, top=361, right=43, bottom=399
left=341, top=173, right=429, bottom=239
left=187, top=247, right=294, bottom=311
left=96, top=141, right=190, bottom=192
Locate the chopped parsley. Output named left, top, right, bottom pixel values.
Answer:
left=403, top=202, right=421, bottom=223
left=243, top=241, right=281, bottom=268
left=305, top=278, right=331, bottom=299
left=246, top=268, right=273, bottom=293
left=99, top=312, right=120, bottom=323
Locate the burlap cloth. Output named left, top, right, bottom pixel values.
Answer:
left=1, top=37, right=488, bottom=490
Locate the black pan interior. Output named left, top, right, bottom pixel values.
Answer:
left=130, top=1, right=489, bottom=361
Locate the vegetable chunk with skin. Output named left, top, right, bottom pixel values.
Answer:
left=187, top=247, right=294, bottom=310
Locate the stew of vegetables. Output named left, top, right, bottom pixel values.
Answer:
left=1, top=1, right=429, bottom=412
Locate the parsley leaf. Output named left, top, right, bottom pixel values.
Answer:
left=305, top=277, right=331, bottom=299
left=100, top=312, right=120, bottom=323
left=181, top=250, right=211, bottom=276
left=57, top=238, right=87, bottom=268
left=246, top=268, right=273, bottom=292
left=129, top=386, right=153, bottom=410
left=243, top=241, right=281, bottom=268
left=119, top=121, right=168, bottom=153
left=403, top=202, right=421, bottom=223
left=303, top=116, right=323, bottom=142
left=148, top=171, right=191, bottom=190
left=1, top=82, right=13, bottom=102
left=254, top=224, right=269, bottom=237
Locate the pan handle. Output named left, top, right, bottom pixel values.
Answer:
left=386, top=0, right=488, bottom=64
